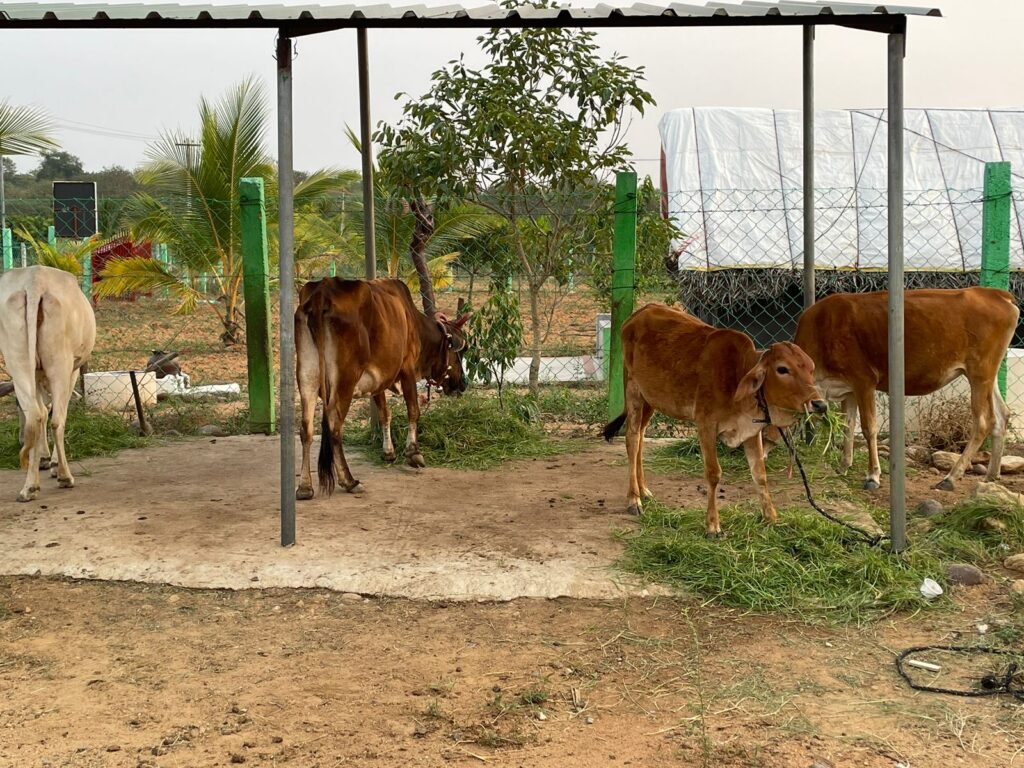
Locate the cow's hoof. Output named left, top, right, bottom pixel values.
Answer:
left=382, top=451, right=397, bottom=464
left=16, top=489, right=37, bottom=503
left=934, top=478, right=955, bottom=492
left=57, top=477, right=74, bottom=489
left=50, top=465, right=58, bottom=479
left=345, top=482, right=364, bottom=495
left=407, top=453, right=426, bottom=469
left=641, top=487, right=654, bottom=501
left=704, top=530, right=726, bottom=540
left=296, top=486, right=314, bottom=501
left=626, top=503, right=642, bottom=516
left=863, top=479, right=880, bottom=491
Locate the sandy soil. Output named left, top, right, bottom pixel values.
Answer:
left=1, top=578, right=1022, bottom=768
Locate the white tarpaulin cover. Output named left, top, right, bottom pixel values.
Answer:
left=659, top=107, right=1024, bottom=271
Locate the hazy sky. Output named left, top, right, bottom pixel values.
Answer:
left=2, top=0, right=1021, bottom=180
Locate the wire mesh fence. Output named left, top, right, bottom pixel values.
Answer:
left=1, top=184, right=1020, bottom=446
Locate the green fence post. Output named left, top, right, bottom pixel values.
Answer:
left=47, top=226, right=55, bottom=248
left=239, top=177, right=277, bottom=434
left=1, top=228, right=11, bottom=272
left=981, top=161, right=1012, bottom=399
left=608, top=171, right=638, bottom=420
left=81, top=247, right=92, bottom=301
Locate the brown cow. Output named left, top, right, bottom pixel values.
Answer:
left=794, top=287, right=1019, bottom=491
left=603, top=304, right=826, bottom=537
left=295, top=278, right=469, bottom=499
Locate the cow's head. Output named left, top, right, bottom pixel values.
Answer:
left=734, top=342, right=826, bottom=427
left=433, top=299, right=472, bottom=395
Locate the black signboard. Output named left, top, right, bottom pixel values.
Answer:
left=53, top=181, right=98, bottom=238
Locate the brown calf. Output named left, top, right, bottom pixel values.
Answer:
left=603, top=304, right=826, bottom=537
left=794, top=287, right=1019, bottom=491
left=295, top=278, right=469, bottom=499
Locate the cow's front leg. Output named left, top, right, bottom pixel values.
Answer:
left=374, top=392, right=396, bottom=463
left=743, top=432, right=777, bottom=524
left=295, top=311, right=318, bottom=500
left=699, top=425, right=724, bottom=538
left=839, top=394, right=857, bottom=475
left=400, top=374, right=426, bottom=468
left=858, top=390, right=882, bottom=490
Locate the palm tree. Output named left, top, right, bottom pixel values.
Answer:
left=0, top=101, right=60, bottom=230
left=95, top=77, right=356, bottom=344
left=15, top=228, right=104, bottom=275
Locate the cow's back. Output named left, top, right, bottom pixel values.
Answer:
left=795, top=287, right=1018, bottom=395
left=297, top=277, right=422, bottom=382
left=0, top=266, right=95, bottom=368
left=622, top=303, right=753, bottom=421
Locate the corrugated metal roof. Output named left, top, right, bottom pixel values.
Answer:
left=0, top=1, right=942, bottom=29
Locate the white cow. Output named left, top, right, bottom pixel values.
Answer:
left=0, top=266, right=96, bottom=501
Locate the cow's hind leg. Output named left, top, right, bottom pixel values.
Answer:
left=375, top=392, right=396, bottom=463
left=699, top=424, right=724, bottom=538
left=295, top=311, right=319, bottom=500
left=937, top=375, right=996, bottom=491
left=637, top=401, right=655, bottom=501
left=986, top=385, right=1011, bottom=482
left=743, top=432, right=777, bottom=524
left=399, top=373, right=425, bottom=468
left=839, top=394, right=858, bottom=476
left=46, top=364, right=75, bottom=489
left=323, top=385, right=362, bottom=493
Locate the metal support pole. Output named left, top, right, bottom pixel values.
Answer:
left=277, top=33, right=297, bottom=548
left=358, top=28, right=376, bottom=280
left=802, top=25, right=815, bottom=309
left=358, top=27, right=380, bottom=437
left=887, top=28, right=907, bottom=553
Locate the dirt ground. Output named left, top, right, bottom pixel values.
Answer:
left=1, top=577, right=1022, bottom=768
left=2, top=438, right=1024, bottom=767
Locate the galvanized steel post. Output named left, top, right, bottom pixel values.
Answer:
left=887, top=28, right=907, bottom=553
left=358, top=27, right=380, bottom=436
left=277, top=33, right=297, bottom=548
left=802, top=25, right=815, bottom=309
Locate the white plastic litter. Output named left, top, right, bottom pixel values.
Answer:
left=155, top=373, right=191, bottom=396
left=180, top=383, right=241, bottom=400
left=919, top=578, right=944, bottom=600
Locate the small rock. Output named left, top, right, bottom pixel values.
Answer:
left=914, top=499, right=945, bottom=518
left=810, top=759, right=834, bottom=768
left=907, top=445, right=931, bottom=463
left=932, top=451, right=959, bottom=471
left=271, top=736, right=283, bottom=744
left=165, top=429, right=182, bottom=438
left=106, top=745, right=122, bottom=753
left=1004, top=553, right=1024, bottom=573
left=230, top=755, right=246, bottom=765
left=585, top=717, right=594, bottom=725
left=971, top=464, right=988, bottom=475
left=1001, top=455, right=1024, bottom=474
left=1010, top=580, right=1024, bottom=596
left=198, top=425, right=228, bottom=437
left=946, top=563, right=987, bottom=586
left=974, top=482, right=1024, bottom=507
left=167, top=594, right=181, bottom=604
left=340, top=593, right=362, bottom=603
left=982, top=517, right=1007, bottom=533
left=536, top=711, right=547, bottom=721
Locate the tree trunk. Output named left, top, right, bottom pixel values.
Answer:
left=221, top=292, right=241, bottom=346
left=527, top=278, right=543, bottom=394
left=409, top=196, right=437, bottom=316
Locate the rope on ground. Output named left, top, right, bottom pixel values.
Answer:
left=895, top=645, right=1024, bottom=701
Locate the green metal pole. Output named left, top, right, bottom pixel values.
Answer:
left=608, top=171, right=638, bottom=420
left=239, top=177, right=277, bottom=435
left=1, top=228, right=11, bottom=272
left=81, top=246, right=92, bottom=300
left=47, top=226, right=55, bottom=248
left=981, top=161, right=1012, bottom=399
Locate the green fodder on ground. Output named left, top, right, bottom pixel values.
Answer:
left=622, top=496, right=1024, bottom=625
left=0, top=403, right=149, bottom=470
left=347, top=392, right=576, bottom=470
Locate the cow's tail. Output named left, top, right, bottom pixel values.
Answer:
left=603, top=412, right=626, bottom=441
left=308, top=298, right=336, bottom=496
left=18, top=286, right=45, bottom=470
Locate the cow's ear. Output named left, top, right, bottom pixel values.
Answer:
left=453, top=311, right=471, bottom=329
left=733, top=361, right=767, bottom=402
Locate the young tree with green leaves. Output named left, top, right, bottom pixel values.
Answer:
left=376, top=0, right=654, bottom=392
left=96, top=77, right=355, bottom=344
